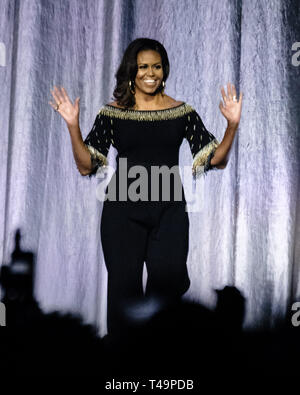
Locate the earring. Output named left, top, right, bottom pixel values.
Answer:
left=129, top=80, right=135, bottom=95
left=161, top=80, right=165, bottom=96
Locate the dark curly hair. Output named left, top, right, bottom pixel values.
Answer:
left=112, top=38, right=170, bottom=109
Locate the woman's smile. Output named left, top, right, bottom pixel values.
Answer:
left=135, top=50, right=164, bottom=94
left=143, top=79, right=157, bottom=86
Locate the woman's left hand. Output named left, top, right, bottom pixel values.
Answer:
left=219, top=82, right=243, bottom=127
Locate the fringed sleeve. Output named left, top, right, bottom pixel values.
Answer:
left=83, top=109, right=112, bottom=178
left=185, top=108, right=220, bottom=179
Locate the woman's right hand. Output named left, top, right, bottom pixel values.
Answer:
left=49, top=86, right=80, bottom=128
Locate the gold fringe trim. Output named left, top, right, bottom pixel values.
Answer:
left=99, top=103, right=195, bottom=121
left=85, top=144, right=108, bottom=168
left=192, top=138, right=220, bottom=178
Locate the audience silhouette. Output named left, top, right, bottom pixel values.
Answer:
left=0, top=229, right=298, bottom=385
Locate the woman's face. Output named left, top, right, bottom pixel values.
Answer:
left=134, top=50, right=164, bottom=95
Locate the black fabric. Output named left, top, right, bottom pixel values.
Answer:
left=83, top=103, right=218, bottom=333
left=83, top=102, right=219, bottom=183
left=184, top=108, right=218, bottom=163
left=101, top=200, right=190, bottom=334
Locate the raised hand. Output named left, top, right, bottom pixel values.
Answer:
left=219, top=83, right=243, bottom=127
left=49, top=86, right=80, bottom=127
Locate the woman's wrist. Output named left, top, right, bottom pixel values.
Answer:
left=227, top=120, right=239, bottom=130
left=67, top=121, right=80, bottom=133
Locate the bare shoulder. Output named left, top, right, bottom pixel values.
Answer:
left=107, top=98, right=184, bottom=109
left=108, top=101, right=125, bottom=109
left=173, top=100, right=185, bottom=107
left=164, top=96, right=184, bottom=108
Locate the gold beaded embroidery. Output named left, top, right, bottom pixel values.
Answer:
left=192, top=138, right=220, bottom=177
left=99, top=103, right=195, bottom=121
left=85, top=144, right=108, bottom=167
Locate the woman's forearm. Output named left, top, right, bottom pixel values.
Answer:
left=67, top=123, right=92, bottom=175
left=211, top=122, right=239, bottom=168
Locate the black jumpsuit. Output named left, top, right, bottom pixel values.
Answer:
left=83, top=102, right=219, bottom=334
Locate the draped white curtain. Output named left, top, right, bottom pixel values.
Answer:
left=1, top=0, right=299, bottom=336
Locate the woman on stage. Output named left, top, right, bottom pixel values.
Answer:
left=49, top=38, right=242, bottom=335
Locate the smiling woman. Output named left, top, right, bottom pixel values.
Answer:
left=49, top=37, right=242, bottom=336
left=134, top=51, right=163, bottom=96
left=112, top=38, right=170, bottom=110
left=79, top=39, right=224, bottom=336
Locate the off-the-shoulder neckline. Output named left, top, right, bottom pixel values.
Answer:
left=105, top=102, right=186, bottom=112
left=99, top=102, right=194, bottom=121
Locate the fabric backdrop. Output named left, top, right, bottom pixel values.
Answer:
left=0, top=0, right=299, bottom=336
